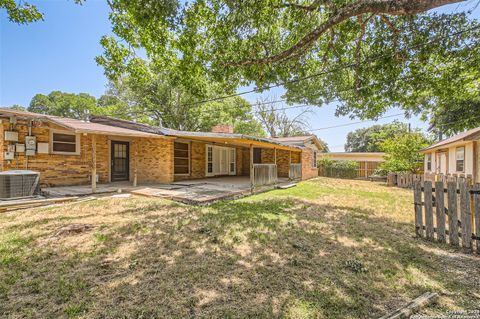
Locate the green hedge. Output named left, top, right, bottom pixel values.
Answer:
left=318, top=158, right=359, bottom=179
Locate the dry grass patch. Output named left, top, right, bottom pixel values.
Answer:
left=1, top=177, right=479, bottom=318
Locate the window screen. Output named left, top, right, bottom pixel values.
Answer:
left=456, top=147, right=465, bottom=172
left=52, top=132, right=77, bottom=153
left=174, top=142, right=190, bottom=175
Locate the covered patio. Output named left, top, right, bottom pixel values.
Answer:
left=42, top=176, right=293, bottom=205
left=169, top=132, right=304, bottom=187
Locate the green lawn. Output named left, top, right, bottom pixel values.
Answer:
left=1, top=177, right=479, bottom=318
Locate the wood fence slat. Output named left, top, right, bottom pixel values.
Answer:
left=435, top=181, right=446, bottom=243
left=414, top=181, right=423, bottom=238
left=459, top=178, right=472, bottom=249
left=424, top=181, right=434, bottom=240
left=474, top=192, right=480, bottom=254
left=447, top=181, right=459, bottom=246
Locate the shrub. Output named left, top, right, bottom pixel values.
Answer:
left=380, top=132, right=430, bottom=173
left=318, top=159, right=358, bottom=179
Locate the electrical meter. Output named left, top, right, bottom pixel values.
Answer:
left=25, top=136, right=36, bottom=150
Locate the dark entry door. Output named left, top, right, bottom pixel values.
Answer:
left=253, top=148, right=262, bottom=164
left=111, top=141, right=129, bottom=181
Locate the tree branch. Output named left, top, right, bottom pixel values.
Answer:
left=226, top=0, right=463, bottom=67
left=355, top=15, right=366, bottom=92
left=381, top=15, right=399, bottom=54
left=274, top=2, right=320, bottom=11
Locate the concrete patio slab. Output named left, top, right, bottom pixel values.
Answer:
left=42, top=176, right=294, bottom=205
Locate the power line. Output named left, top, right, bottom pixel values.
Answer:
left=252, top=103, right=312, bottom=114
left=305, top=113, right=405, bottom=132
left=180, top=25, right=480, bottom=108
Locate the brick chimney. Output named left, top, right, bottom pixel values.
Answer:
left=211, top=124, right=233, bottom=134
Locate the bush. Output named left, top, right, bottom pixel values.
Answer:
left=373, top=168, right=389, bottom=176
left=379, top=132, right=430, bottom=174
left=318, top=159, right=359, bottom=179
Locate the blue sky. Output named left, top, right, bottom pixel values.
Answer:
left=0, top=1, right=478, bottom=151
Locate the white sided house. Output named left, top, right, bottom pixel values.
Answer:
left=420, top=127, right=480, bottom=183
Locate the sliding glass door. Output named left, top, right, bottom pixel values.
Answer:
left=206, top=145, right=236, bottom=176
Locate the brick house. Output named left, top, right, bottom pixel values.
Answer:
left=0, top=109, right=322, bottom=191
left=272, top=135, right=324, bottom=180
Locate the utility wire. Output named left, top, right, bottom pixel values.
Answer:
left=305, top=113, right=405, bottom=132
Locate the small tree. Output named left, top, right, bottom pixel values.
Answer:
left=380, top=133, right=430, bottom=173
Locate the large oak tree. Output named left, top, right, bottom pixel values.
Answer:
left=95, top=0, right=479, bottom=127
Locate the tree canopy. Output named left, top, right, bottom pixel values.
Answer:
left=96, top=0, right=480, bottom=125
left=14, top=88, right=265, bottom=135
left=253, top=98, right=312, bottom=138
left=4, top=0, right=479, bottom=134
left=104, top=73, right=265, bottom=133
left=28, top=91, right=107, bottom=120
left=344, top=121, right=410, bottom=152
left=426, top=95, right=480, bottom=137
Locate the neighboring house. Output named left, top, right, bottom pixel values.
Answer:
left=273, top=135, right=324, bottom=180
left=0, top=108, right=318, bottom=190
left=420, top=127, right=480, bottom=183
left=318, top=152, right=385, bottom=178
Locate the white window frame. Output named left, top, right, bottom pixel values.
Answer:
left=205, top=145, right=214, bottom=177
left=455, top=146, right=465, bottom=172
left=229, top=148, right=236, bottom=175
left=426, top=154, right=432, bottom=171
left=49, top=129, right=80, bottom=155
left=205, top=144, right=236, bottom=176
left=174, top=141, right=190, bottom=176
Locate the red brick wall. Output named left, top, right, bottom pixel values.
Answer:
left=1, top=118, right=175, bottom=187
left=1, top=119, right=110, bottom=186
left=174, top=140, right=246, bottom=181
left=301, top=147, right=319, bottom=180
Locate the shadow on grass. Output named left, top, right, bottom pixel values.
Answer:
left=1, top=197, right=478, bottom=318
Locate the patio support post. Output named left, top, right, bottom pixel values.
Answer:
left=133, top=138, right=138, bottom=187
left=274, top=147, right=276, bottom=164
left=250, top=144, right=254, bottom=191
left=288, top=150, right=292, bottom=180
left=91, top=134, right=97, bottom=193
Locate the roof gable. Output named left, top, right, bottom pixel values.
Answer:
left=0, top=108, right=161, bottom=138
left=421, top=127, right=480, bottom=152
left=273, top=135, right=324, bottom=150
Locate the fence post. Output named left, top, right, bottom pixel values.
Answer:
left=414, top=181, right=423, bottom=238
left=424, top=181, right=434, bottom=240
left=459, top=178, right=472, bottom=249
left=435, top=180, right=446, bottom=243
left=474, top=190, right=480, bottom=254
left=447, top=181, right=459, bottom=246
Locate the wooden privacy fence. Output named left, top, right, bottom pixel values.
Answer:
left=357, top=161, right=381, bottom=178
left=388, top=173, right=473, bottom=188
left=413, top=178, right=480, bottom=253
left=289, top=163, right=302, bottom=180
left=253, top=164, right=278, bottom=187
left=387, top=173, right=424, bottom=188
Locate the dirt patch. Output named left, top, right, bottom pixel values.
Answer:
left=50, top=223, right=95, bottom=238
